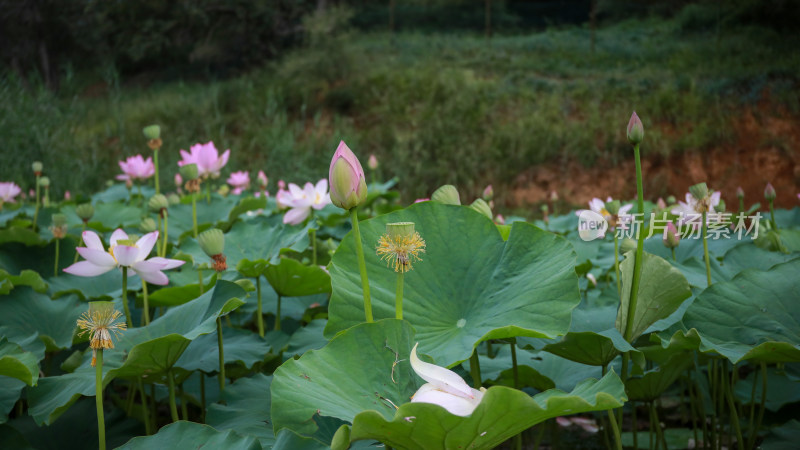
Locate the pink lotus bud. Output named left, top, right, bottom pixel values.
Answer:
left=627, top=111, right=644, bottom=145
left=550, top=190, right=558, bottom=202
left=257, top=170, right=268, bottom=188
left=29, top=189, right=35, bottom=197
left=414, top=198, right=430, bottom=203
left=64, top=190, right=71, bottom=201
left=664, top=222, right=680, bottom=249
left=656, top=197, right=667, bottom=210
left=764, top=183, right=776, bottom=201
left=175, top=173, right=183, bottom=187
left=368, top=154, right=378, bottom=170
left=495, top=214, right=505, bottom=225
left=736, top=186, right=744, bottom=199
left=328, top=141, right=368, bottom=210
left=278, top=179, right=286, bottom=190
left=482, top=184, right=493, bottom=201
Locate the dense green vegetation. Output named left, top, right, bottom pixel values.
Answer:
left=2, top=4, right=798, bottom=202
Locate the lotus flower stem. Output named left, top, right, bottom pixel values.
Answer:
left=768, top=198, right=776, bottom=230
left=33, top=174, right=41, bottom=230
left=137, top=183, right=143, bottom=207
left=161, top=213, right=169, bottom=257
left=54, top=238, right=60, bottom=277
left=687, top=370, right=698, bottom=447
left=746, top=365, right=757, bottom=447
left=624, top=142, right=646, bottom=344
left=350, top=207, right=373, bottom=322
left=468, top=349, right=482, bottom=389
left=191, top=193, right=198, bottom=238
left=256, top=276, right=265, bottom=336
left=138, top=378, right=151, bottom=435
left=723, top=364, right=745, bottom=450
left=200, top=373, right=206, bottom=423
left=75, top=223, right=86, bottom=263
left=156, top=215, right=163, bottom=255
left=310, top=228, right=317, bottom=266
left=141, top=279, right=150, bottom=326
left=198, top=268, right=204, bottom=295
left=206, top=183, right=211, bottom=204
left=510, top=340, right=518, bottom=388
left=95, top=349, right=106, bottom=450
left=179, top=382, right=188, bottom=420
left=153, top=149, right=160, bottom=195
left=167, top=369, right=179, bottom=422
left=149, top=384, right=157, bottom=430
left=632, top=400, right=639, bottom=449
left=702, top=211, right=712, bottom=286
left=607, top=409, right=623, bottom=450
left=217, top=317, right=225, bottom=391
left=613, top=235, right=621, bottom=300
left=532, top=423, right=546, bottom=450
left=672, top=248, right=676, bottom=261
left=275, top=294, right=282, bottom=332
left=749, top=362, right=767, bottom=449
left=395, top=271, right=404, bottom=320
left=121, top=267, right=132, bottom=328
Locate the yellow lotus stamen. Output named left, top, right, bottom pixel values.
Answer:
left=77, top=303, right=126, bottom=367
left=376, top=224, right=426, bottom=273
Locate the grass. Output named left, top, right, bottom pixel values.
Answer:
left=1, top=14, right=798, bottom=203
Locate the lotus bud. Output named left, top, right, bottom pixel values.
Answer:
left=39, top=176, right=50, bottom=188
left=550, top=190, right=559, bottom=202
left=139, top=217, right=157, bottom=233
left=368, top=154, right=378, bottom=170
left=664, top=222, right=680, bottom=249
left=278, top=179, right=286, bottom=190
left=764, top=183, right=776, bottom=201
left=495, top=214, right=505, bottom=225
left=626, top=111, right=644, bottom=145
left=656, top=198, right=667, bottom=210
left=689, top=182, right=708, bottom=201
left=75, top=203, right=95, bottom=223
left=148, top=194, right=169, bottom=214
left=666, top=195, right=676, bottom=204
left=167, top=193, right=180, bottom=205
left=142, top=124, right=161, bottom=140
left=197, top=228, right=225, bottom=258
left=50, top=213, right=68, bottom=239
left=541, top=204, right=549, bottom=214
left=716, top=199, right=726, bottom=212
left=482, top=184, right=493, bottom=201
left=174, top=173, right=183, bottom=188
left=620, top=238, right=637, bottom=253
left=64, top=191, right=71, bottom=201
left=256, top=170, right=268, bottom=188
left=605, top=200, right=621, bottom=216
left=179, top=163, right=199, bottom=181
left=431, top=185, right=461, bottom=205
left=736, top=187, right=744, bottom=199
left=32, top=161, right=43, bottom=175
left=217, top=185, right=230, bottom=196
left=328, top=141, right=368, bottom=210
left=470, top=198, right=493, bottom=219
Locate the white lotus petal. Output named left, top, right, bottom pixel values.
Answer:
left=82, top=231, right=104, bottom=251
left=410, top=343, right=474, bottom=398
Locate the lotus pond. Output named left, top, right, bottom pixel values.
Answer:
left=0, top=123, right=798, bottom=450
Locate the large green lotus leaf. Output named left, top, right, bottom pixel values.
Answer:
left=622, top=428, right=695, bottom=450
left=542, top=305, right=637, bottom=367
left=286, top=320, right=329, bottom=359
left=146, top=271, right=218, bottom=307
left=206, top=374, right=275, bottom=447
left=615, top=251, right=692, bottom=342
left=682, top=259, right=800, bottom=363
left=624, top=351, right=694, bottom=401
left=666, top=256, right=730, bottom=288
left=523, top=350, right=604, bottom=392
left=462, top=345, right=554, bottom=392
left=734, top=366, right=800, bottom=412
left=325, top=202, right=580, bottom=367
left=762, top=419, right=800, bottom=450
left=271, top=320, right=418, bottom=438
left=0, top=377, right=26, bottom=424
left=0, top=227, right=46, bottom=246
left=118, top=421, right=260, bottom=450
left=48, top=269, right=142, bottom=300
left=176, top=327, right=270, bottom=373
left=0, top=338, right=39, bottom=386
left=264, top=257, right=331, bottom=297
left=0, top=288, right=84, bottom=351
left=332, top=371, right=626, bottom=450
left=26, top=281, right=245, bottom=425
left=85, top=203, right=145, bottom=232
left=720, top=243, right=799, bottom=278
left=0, top=269, right=47, bottom=295
left=179, top=215, right=311, bottom=273
left=775, top=207, right=800, bottom=228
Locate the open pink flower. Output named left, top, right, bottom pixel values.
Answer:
left=227, top=171, right=250, bottom=195
left=116, top=155, right=155, bottom=182
left=178, top=141, right=230, bottom=178
left=276, top=179, right=331, bottom=225
left=672, top=191, right=721, bottom=226
left=0, top=182, right=22, bottom=205
left=64, top=229, right=184, bottom=285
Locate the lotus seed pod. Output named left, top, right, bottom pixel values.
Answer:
left=626, top=111, right=644, bottom=145
left=39, top=176, right=50, bottom=188
left=218, top=185, right=230, bottom=196
left=386, top=222, right=415, bottom=240
left=605, top=200, right=621, bottom=216
left=139, top=217, right=157, bottom=233
left=179, top=163, right=199, bottom=181
left=689, top=182, right=708, bottom=201
left=666, top=195, right=676, bottom=204
left=75, top=203, right=95, bottom=222
left=32, top=161, right=43, bottom=174
left=51, top=213, right=68, bottom=227
left=148, top=194, right=169, bottom=213
left=431, top=185, right=461, bottom=205
left=716, top=199, right=726, bottom=212
left=142, top=124, right=161, bottom=140
left=167, top=193, right=181, bottom=205
left=197, top=228, right=225, bottom=257
left=470, top=198, right=493, bottom=219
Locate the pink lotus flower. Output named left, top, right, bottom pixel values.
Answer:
left=671, top=191, right=721, bottom=225
left=64, top=229, right=184, bottom=285
left=0, top=182, right=22, bottom=205
left=414, top=198, right=430, bottom=203
left=227, top=171, right=250, bottom=195
left=368, top=154, right=378, bottom=170
left=174, top=173, right=183, bottom=187
left=276, top=179, right=331, bottom=225
left=257, top=171, right=268, bottom=188
left=329, top=141, right=367, bottom=210
left=64, top=190, right=71, bottom=201
left=178, top=141, right=230, bottom=178
left=116, top=155, right=155, bottom=182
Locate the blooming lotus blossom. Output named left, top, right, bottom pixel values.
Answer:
left=409, top=343, right=484, bottom=416
left=671, top=191, right=721, bottom=225
left=0, top=182, right=22, bottom=206
left=275, top=179, right=331, bottom=225
left=116, top=155, right=155, bottom=182
left=178, top=141, right=230, bottom=178
left=227, top=171, right=250, bottom=195
left=64, top=229, right=184, bottom=285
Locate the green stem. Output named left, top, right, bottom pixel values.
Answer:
left=688, top=371, right=699, bottom=448
left=95, top=350, right=106, bottom=450
left=350, top=207, right=373, bottom=322
left=122, top=267, right=132, bottom=328
left=179, top=382, right=188, bottom=420
left=275, top=294, right=282, bottom=332
left=702, top=211, right=712, bottom=286
left=217, top=317, right=225, bottom=391
left=633, top=400, right=639, bottom=450
left=769, top=199, right=776, bottom=230
left=310, top=228, right=317, bottom=266
left=54, top=238, right=60, bottom=277
left=200, top=373, right=206, bottom=423
left=724, top=369, right=744, bottom=450
left=141, top=279, right=150, bottom=326
left=137, top=183, right=143, bottom=208
left=256, top=276, right=264, bottom=336
left=138, top=378, right=151, bottom=435
left=167, top=370, right=179, bottom=422
left=510, top=340, right=519, bottom=389
left=651, top=401, right=666, bottom=450
left=149, top=384, right=157, bottom=431
left=607, top=409, right=624, bottom=450
left=206, top=182, right=211, bottom=204
left=198, top=268, right=204, bottom=295
left=75, top=222, right=86, bottom=263
left=747, top=364, right=758, bottom=448
left=154, top=148, right=160, bottom=195
left=33, top=175, right=40, bottom=231
left=191, top=193, right=198, bottom=238
left=532, top=423, right=546, bottom=450
left=624, top=142, right=646, bottom=343
left=649, top=401, right=655, bottom=450
left=672, top=247, right=676, bottom=261
left=157, top=215, right=163, bottom=257
left=469, top=349, right=482, bottom=389
left=162, top=213, right=169, bottom=257
left=395, top=271, right=404, bottom=320
left=709, top=360, right=718, bottom=449
left=749, top=363, right=767, bottom=449
left=738, top=197, right=744, bottom=215
left=614, top=235, right=622, bottom=300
